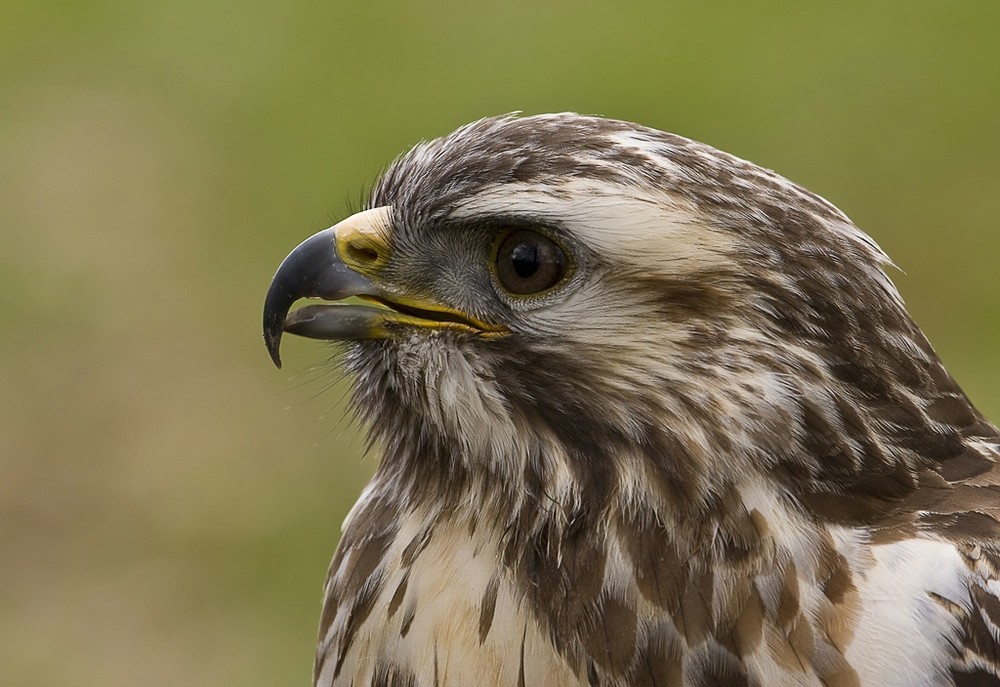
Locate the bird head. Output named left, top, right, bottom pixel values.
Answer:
left=263, top=114, right=990, bottom=526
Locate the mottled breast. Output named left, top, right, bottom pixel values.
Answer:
left=315, top=486, right=973, bottom=687
left=316, top=502, right=581, bottom=686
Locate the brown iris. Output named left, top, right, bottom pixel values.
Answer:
left=495, top=229, right=569, bottom=295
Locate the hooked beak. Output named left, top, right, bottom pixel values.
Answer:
left=262, top=206, right=505, bottom=368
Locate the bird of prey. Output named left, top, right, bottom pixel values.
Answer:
left=263, top=114, right=1000, bottom=687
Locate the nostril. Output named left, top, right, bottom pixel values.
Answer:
left=346, top=243, right=379, bottom=265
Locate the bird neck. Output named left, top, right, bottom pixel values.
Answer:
left=369, top=422, right=788, bottom=572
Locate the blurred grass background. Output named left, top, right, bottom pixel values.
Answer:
left=1, top=1, right=998, bottom=684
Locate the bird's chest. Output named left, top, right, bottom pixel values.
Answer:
left=316, top=511, right=580, bottom=687
left=315, top=506, right=971, bottom=687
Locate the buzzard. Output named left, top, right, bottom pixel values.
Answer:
left=263, top=114, right=1000, bottom=686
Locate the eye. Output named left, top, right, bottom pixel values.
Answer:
left=495, top=229, right=569, bottom=296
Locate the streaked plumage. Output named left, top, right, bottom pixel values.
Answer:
left=263, top=113, right=1000, bottom=686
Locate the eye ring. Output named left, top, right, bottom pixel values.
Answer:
left=493, top=228, right=571, bottom=296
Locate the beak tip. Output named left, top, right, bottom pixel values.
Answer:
left=263, top=278, right=293, bottom=369
left=263, top=312, right=285, bottom=369
left=264, top=330, right=284, bottom=369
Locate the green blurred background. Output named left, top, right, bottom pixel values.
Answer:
left=1, top=1, right=998, bottom=684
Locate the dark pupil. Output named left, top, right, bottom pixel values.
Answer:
left=511, top=242, right=539, bottom=278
